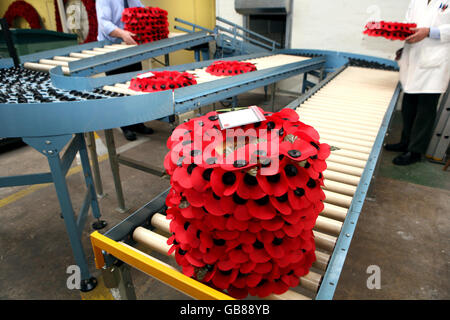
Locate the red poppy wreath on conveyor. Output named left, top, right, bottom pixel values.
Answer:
left=206, top=61, right=257, bottom=76
left=122, top=7, right=169, bottom=44
left=163, top=107, right=331, bottom=299
left=363, top=21, right=417, bottom=40
left=129, top=70, right=197, bottom=92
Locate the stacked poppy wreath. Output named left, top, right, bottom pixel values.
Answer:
left=363, top=21, right=417, bottom=41
left=205, top=61, right=257, bottom=76
left=129, top=70, right=197, bottom=92
left=122, top=7, right=169, bottom=44
left=163, top=107, right=331, bottom=299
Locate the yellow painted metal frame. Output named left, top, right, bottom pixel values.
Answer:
left=90, top=231, right=234, bottom=300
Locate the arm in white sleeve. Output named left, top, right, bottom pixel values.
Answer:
left=429, top=27, right=441, bottom=39
left=438, top=24, right=450, bottom=43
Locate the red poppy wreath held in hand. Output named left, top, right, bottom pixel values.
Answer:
left=363, top=21, right=417, bottom=41
left=163, top=107, right=330, bottom=299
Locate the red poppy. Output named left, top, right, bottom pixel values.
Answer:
left=256, top=172, right=289, bottom=197
left=210, top=168, right=243, bottom=197
left=212, top=268, right=239, bottom=290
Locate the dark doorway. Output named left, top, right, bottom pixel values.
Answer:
left=248, top=14, right=287, bottom=48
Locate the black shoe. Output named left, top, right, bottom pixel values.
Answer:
left=133, top=123, right=154, bottom=135
left=384, top=142, right=408, bottom=152
left=123, top=129, right=137, bottom=141
left=392, top=152, right=421, bottom=166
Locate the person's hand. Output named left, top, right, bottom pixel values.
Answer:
left=405, top=28, right=430, bottom=44
left=119, top=29, right=137, bottom=45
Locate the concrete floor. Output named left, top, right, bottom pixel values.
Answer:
left=0, top=92, right=449, bottom=300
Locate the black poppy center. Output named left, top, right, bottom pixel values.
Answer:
left=178, top=248, right=187, bottom=255
left=294, top=188, right=305, bottom=197
left=276, top=193, right=288, bottom=203
left=187, top=164, right=197, bottom=174
left=208, top=115, right=219, bottom=121
left=255, top=195, right=269, bottom=206
left=307, top=178, right=317, bottom=189
left=272, top=238, right=283, bottom=246
left=202, top=168, right=213, bottom=181
left=253, top=240, right=264, bottom=249
left=222, top=172, right=236, bottom=185
left=266, top=173, right=281, bottom=183
left=213, top=239, right=226, bottom=246
left=284, top=164, right=298, bottom=177
left=266, top=121, right=275, bottom=130
left=288, top=150, right=302, bottom=158
left=220, top=269, right=232, bottom=275
left=184, top=222, right=190, bottom=230
left=244, top=174, right=258, bottom=186
left=233, top=193, right=247, bottom=205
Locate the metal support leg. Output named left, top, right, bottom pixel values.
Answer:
left=271, top=83, right=277, bottom=112
left=102, top=262, right=136, bottom=300
left=232, top=96, right=238, bottom=110
left=86, top=132, right=104, bottom=198
left=194, top=50, right=201, bottom=62
left=264, top=86, right=268, bottom=100
left=77, top=134, right=106, bottom=230
left=47, top=151, right=97, bottom=292
left=164, top=54, right=170, bottom=66
left=104, top=129, right=127, bottom=213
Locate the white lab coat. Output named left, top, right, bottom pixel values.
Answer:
left=398, top=0, right=450, bottom=93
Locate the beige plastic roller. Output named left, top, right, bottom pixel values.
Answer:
left=327, top=154, right=367, bottom=169
left=323, top=170, right=360, bottom=186
left=314, top=215, right=342, bottom=236
left=313, top=231, right=337, bottom=252
left=321, top=203, right=348, bottom=221
left=53, top=56, right=79, bottom=62
left=330, top=148, right=370, bottom=162
left=70, top=52, right=93, bottom=59
left=323, top=179, right=357, bottom=197
left=133, top=227, right=174, bottom=256
left=322, top=139, right=372, bottom=155
left=326, top=161, right=364, bottom=177
left=23, top=62, right=70, bottom=75
left=81, top=50, right=105, bottom=55
left=323, top=190, right=353, bottom=208
left=39, top=59, right=69, bottom=67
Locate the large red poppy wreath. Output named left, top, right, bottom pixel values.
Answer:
left=163, top=107, right=330, bottom=299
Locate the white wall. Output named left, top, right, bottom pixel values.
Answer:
left=216, top=0, right=243, bottom=27
left=291, top=0, right=411, bottom=60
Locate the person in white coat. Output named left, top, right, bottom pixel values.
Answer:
left=385, top=0, right=450, bottom=165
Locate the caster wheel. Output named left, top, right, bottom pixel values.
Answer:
left=92, top=220, right=107, bottom=230
left=80, top=277, right=97, bottom=292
